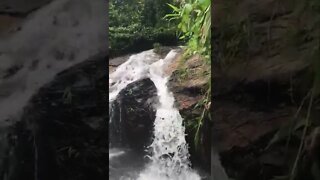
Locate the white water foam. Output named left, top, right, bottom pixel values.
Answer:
left=0, top=0, right=107, bottom=127
left=109, top=50, right=160, bottom=102
left=109, top=148, right=125, bottom=160
left=109, top=49, right=201, bottom=180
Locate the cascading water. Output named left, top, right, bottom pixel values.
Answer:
left=109, top=49, right=201, bottom=180
left=0, top=0, right=107, bottom=175
left=109, top=50, right=160, bottom=149
left=0, top=0, right=107, bottom=126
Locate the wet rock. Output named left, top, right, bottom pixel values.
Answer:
left=0, top=15, right=22, bottom=35
left=0, top=0, right=52, bottom=15
left=1, top=54, right=108, bottom=180
left=0, top=0, right=108, bottom=124
left=111, top=78, right=158, bottom=150
left=167, top=55, right=211, bottom=172
left=29, top=59, right=39, bottom=70
left=168, top=56, right=209, bottom=111
left=2, top=64, right=23, bottom=79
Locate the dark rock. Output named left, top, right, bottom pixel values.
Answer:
left=2, top=64, right=23, bottom=79
left=29, top=59, right=39, bottom=70
left=0, top=0, right=53, bottom=15
left=110, top=78, right=158, bottom=150
left=2, top=53, right=108, bottom=180
left=212, top=0, right=320, bottom=179
left=53, top=49, right=65, bottom=60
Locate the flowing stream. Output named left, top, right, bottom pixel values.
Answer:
left=109, top=49, right=201, bottom=180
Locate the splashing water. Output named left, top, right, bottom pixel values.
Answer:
left=109, top=49, right=201, bottom=180
left=109, top=148, right=125, bottom=160
left=0, top=0, right=107, bottom=126
left=109, top=50, right=160, bottom=102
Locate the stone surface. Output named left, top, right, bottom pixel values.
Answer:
left=0, top=0, right=52, bottom=14
left=0, top=0, right=108, bottom=126
left=0, top=15, right=22, bottom=36
left=110, top=78, right=158, bottom=150
left=1, top=54, right=108, bottom=180
left=166, top=54, right=211, bottom=172
left=213, top=0, right=320, bottom=179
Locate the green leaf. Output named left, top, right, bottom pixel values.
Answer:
left=164, top=14, right=179, bottom=18
left=167, top=3, right=179, bottom=12
left=185, top=3, right=192, bottom=13
left=181, top=24, right=187, bottom=32
left=199, top=0, right=210, bottom=10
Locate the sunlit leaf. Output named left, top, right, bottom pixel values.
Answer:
left=185, top=3, right=192, bottom=13
left=167, top=3, right=179, bottom=12
left=199, top=0, right=210, bottom=9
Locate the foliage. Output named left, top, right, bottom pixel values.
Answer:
left=142, top=0, right=175, bottom=27
left=109, top=0, right=144, bottom=28
left=109, top=0, right=178, bottom=56
left=109, top=25, right=177, bottom=56
left=165, top=0, right=211, bottom=148
left=194, top=81, right=211, bottom=149
left=165, top=0, right=211, bottom=62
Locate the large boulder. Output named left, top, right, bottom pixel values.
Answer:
left=110, top=78, right=158, bottom=150
left=167, top=55, right=211, bottom=173
left=1, top=54, right=108, bottom=180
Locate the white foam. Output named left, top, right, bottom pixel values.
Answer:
left=109, top=50, right=160, bottom=102
left=109, top=148, right=126, bottom=160
left=0, top=0, right=107, bottom=126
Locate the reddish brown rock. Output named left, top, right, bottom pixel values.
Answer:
left=213, top=101, right=294, bottom=151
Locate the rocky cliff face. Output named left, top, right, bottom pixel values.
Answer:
left=213, top=0, right=320, bottom=179
left=167, top=54, right=211, bottom=172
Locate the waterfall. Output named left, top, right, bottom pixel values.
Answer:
left=109, top=49, right=201, bottom=180
left=108, top=50, right=160, bottom=148
left=0, top=0, right=107, bottom=126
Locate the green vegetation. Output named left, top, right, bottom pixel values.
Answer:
left=165, top=0, right=211, bottom=148
left=109, top=0, right=178, bottom=56
left=165, top=0, right=211, bottom=61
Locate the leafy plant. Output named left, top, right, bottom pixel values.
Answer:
left=109, top=0, right=178, bottom=55
left=165, top=0, right=211, bottom=62
left=165, top=0, right=211, bottom=148
left=194, top=81, right=211, bottom=149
